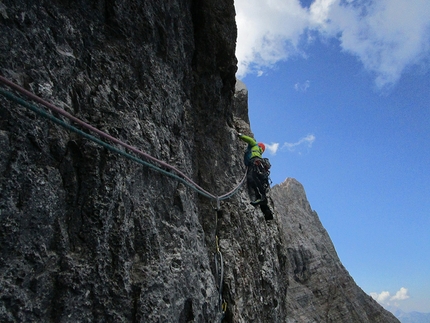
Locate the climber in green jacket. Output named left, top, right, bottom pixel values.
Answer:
left=237, top=132, right=273, bottom=220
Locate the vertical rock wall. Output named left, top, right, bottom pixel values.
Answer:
left=0, top=1, right=237, bottom=322
left=0, top=1, right=399, bottom=322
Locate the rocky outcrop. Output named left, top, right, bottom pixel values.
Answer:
left=0, top=1, right=398, bottom=322
left=270, top=179, right=399, bottom=322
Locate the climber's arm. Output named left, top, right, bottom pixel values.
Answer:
left=238, top=134, right=257, bottom=146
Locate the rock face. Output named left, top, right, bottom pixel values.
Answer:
left=270, top=179, right=399, bottom=322
left=0, top=1, right=399, bottom=322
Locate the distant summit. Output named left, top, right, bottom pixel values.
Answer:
left=386, top=306, right=430, bottom=323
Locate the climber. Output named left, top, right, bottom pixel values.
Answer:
left=237, top=132, right=273, bottom=220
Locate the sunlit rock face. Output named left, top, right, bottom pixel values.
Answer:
left=0, top=1, right=398, bottom=322
left=270, top=178, right=399, bottom=322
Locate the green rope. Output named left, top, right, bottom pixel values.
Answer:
left=1, top=85, right=248, bottom=323
left=0, top=87, right=219, bottom=199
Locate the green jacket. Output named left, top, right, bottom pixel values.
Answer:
left=239, top=134, right=263, bottom=159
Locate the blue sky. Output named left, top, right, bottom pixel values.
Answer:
left=234, top=0, right=430, bottom=313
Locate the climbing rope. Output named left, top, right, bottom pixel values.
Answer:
left=214, top=211, right=227, bottom=321
left=0, top=75, right=247, bottom=202
left=0, top=75, right=245, bottom=321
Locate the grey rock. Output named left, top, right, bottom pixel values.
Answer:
left=0, top=1, right=398, bottom=322
left=270, top=179, right=399, bottom=322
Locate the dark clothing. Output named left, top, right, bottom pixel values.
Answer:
left=247, top=157, right=269, bottom=202
left=239, top=133, right=274, bottom=220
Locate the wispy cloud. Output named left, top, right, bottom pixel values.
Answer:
left=294, top=80, right=310, bottom=92
left=235, top=0, right=430, bottom=88
left=370, top=287, right=410, bottom=306
left=263, top=134, right=315, bottom=156
left=264, top=142, right=280, bottom=155
left=282, top=134, right=315, bottom=152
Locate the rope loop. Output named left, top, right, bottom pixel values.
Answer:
left=0, top=75, right=247, bottom=203
left=0, top=74, right=245, bottom=323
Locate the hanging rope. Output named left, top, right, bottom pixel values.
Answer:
left=0, top=75, right=247, bottom=202
left=0, top=75, right=247, bottom=321
left=214, top=209, right=228, bottom=321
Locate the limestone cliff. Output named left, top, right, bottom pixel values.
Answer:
left=270, top=179, right=399, bottom=322
left=0, top=1, right=398, bottom=322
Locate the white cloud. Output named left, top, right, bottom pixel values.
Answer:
left=282, top=134, right=315, bottom=152
left=235, top=0, right=430, bottom=88
left=370, top=291, right=391, bottom=303
left=391, top=287, right=410, bottom=301
left=262, top=135, right=315, bottom=156
left=235, top=0, right=309, bottom=77
left=370, top=287, right=410, bottom=306
left=264, top=142, right=280, bottom=155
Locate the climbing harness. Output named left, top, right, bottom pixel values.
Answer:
left=0, top=75, right=248, bottom=321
